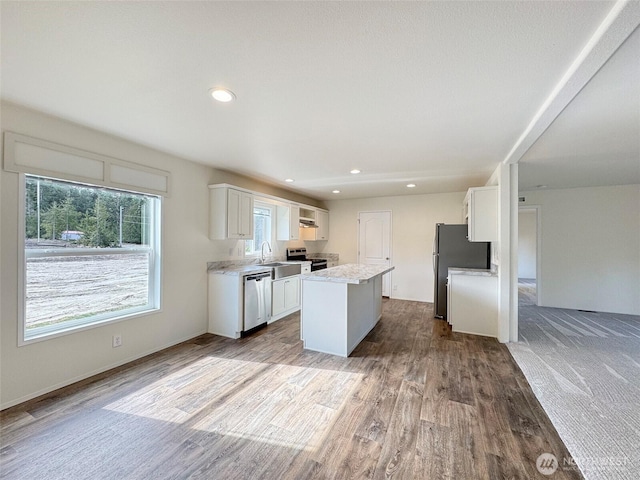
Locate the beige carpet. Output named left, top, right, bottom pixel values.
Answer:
left=508, top=281, right=640, bottom=480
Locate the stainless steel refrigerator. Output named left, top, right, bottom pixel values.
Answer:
left=432, top=223, right=490, bottom=319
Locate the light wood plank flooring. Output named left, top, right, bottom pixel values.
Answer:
left=1, top=299, right=582, bottom=479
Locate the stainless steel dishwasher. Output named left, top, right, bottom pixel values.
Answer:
left=243, top=271, right=272, bottom=334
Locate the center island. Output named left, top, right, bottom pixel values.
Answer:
left=299, top=263, right=395, bottom=357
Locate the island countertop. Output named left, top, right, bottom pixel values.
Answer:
left=300, top=263, right=394, bottom=284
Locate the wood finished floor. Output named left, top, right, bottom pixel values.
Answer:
left=0, top=299, right=582, bottom=479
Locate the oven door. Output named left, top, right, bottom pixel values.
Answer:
left=311, top=261, right=327, bottom=271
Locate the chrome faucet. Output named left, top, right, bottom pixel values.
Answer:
left=260, top=241, right=272, bottom=264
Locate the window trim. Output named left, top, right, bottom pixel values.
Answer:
left=17, top=173, right=162, bottom=346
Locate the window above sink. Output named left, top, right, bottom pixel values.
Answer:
left=244, top=201, right=274, bottom=257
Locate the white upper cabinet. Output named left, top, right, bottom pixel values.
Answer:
left=300, top=208, right=330, bottom=241
left=209, top=185, right=254, bottom=240
left=276, top=203, right=300, bottom=241
left=209, top=183, right=328, bottom=243
left=464, top=186, right=498, bottom=242
left=316, top=210, right=329, bottom=241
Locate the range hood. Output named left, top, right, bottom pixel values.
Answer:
left=299, top=218, right=318, bottom=228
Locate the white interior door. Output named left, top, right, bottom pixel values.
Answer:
left=358, top=211, right=392, bottom=297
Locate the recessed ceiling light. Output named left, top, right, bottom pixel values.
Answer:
left=285, top=178, right=294, bottom=183
left=406, top=183, right=416, bottom=188
left=350, top=169, right=361, bottom=174
left=332, top=190, right=341, bottom=194
left=209, top=87, right=236, bottom=103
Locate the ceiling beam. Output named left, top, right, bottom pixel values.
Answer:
left=503, top=0, right=640, bottom=165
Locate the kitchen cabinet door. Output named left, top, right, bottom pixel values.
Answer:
left=209, top=186, right=254, bottom=240
left=228, top=188, right=254, bottom=239
left=316, top=210, right=329, bottom=240
left=464, top=186, right=497, bottom=242
left=284, top=276, right=300, bottom=311
left=272, top=279, right=286, bottom=317
left=276, top=204, right=300, bottom=241
left=271, top=276, right=301, bottom=321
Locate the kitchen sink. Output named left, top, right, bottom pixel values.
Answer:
left=261, top=262, right=301, bottom=279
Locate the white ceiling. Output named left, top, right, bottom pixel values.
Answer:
left=1, top=1, right=637, bottom=200
left=519, top=24, right=640, bottom=191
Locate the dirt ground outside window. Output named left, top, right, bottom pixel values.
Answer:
left=26, top=254, right=149, bottom=330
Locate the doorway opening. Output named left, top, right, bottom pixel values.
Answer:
left=518, top=206, right=540, bottom=307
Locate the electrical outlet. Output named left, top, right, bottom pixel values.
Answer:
left=112, top=334, right=122, bottom=348
left=393, top=284, right=398, bottom=291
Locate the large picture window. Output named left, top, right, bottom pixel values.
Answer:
left=21, top=175, right=161, bottom=343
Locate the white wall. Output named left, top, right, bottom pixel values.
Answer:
left=521, top=184, right=640, bottom=315
left=518, top=209, right=537, bottom=279
left=487, top=162, right=518, bottom=343
left=0, top=103, right=319, bottom=408
left=324, top=192, right=465, bottom=302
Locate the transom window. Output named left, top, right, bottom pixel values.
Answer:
left=21, top=175, right=161, bottom=343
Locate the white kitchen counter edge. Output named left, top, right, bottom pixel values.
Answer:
left=300, top=263, right=394, bottom=284
left=448, top=267, right=497, bottom=277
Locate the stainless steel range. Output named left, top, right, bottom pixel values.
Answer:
left=286, top=247, right=327, bottom=271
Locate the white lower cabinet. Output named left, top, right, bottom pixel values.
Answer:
left=271, top=275, right=301, bottom=322
left=448, top=272, right=498, bottom=337
left=208, top=273, right=243, bottom=338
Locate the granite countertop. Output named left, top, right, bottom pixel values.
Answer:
left=207, top=264, right=272, bottom=276
left=448, top=267, right=497, bottom=277
left=301, top=263, right=394, bottom=284
left=207, top=258, right=311, bottom=276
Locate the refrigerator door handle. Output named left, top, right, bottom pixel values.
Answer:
left=432, top=233, right=437, bottom=275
